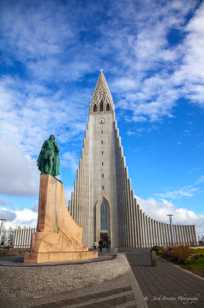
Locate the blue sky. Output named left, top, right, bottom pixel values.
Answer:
left=0, top=0, right=204, bottom=236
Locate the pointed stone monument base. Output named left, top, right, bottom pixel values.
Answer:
left=25, top=175, right=97, bottom=263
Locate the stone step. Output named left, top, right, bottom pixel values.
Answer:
left=69, top=291, right=136, bottom=308
left=116, top=299, right=138, bottom=308
left=32, top=286, right=136, bottom=308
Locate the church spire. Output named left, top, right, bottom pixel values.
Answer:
left=90, top=71, right=114, bottom=113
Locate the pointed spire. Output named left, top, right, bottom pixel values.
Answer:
left=90, top=71, right=114, bottom=112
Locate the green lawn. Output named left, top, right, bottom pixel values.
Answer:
left=190, top=248, right=204, bottom=255
left=183, top=250, right=204, bottom=277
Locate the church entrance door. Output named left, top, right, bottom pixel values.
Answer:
left=100, top=232, right=110, bottom=249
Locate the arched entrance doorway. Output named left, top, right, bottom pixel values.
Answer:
left=99, top=198, right=110, bottom=248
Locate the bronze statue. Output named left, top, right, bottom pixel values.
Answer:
left=37, top=135, right=60, bottom=176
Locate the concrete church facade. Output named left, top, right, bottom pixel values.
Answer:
left=69, top=72, right=197, bottom=249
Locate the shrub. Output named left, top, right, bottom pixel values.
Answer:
left=151, top=246, right=165, bottom=256
left=162, top=246, right=191, bottom=264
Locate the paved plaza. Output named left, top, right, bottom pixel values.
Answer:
left=127, top=253, right=204, bottom=308
left=0, top=254, right=143, bottom=308
left=1, top=252, right=204, bottom=307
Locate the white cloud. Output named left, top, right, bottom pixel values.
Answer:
left=0, top=1, right=75, bottom=58
left=155, top=175, right=204, bottom=200
left=0, top=141, right=39, bottom=196
left=109, top=2, right=204, bottom=122
left=0, top=207, right=37, bottom=228
left=0, top=0, right=202, bottom=125
left=156, top=186, right=199, bottom=200
left=62, top=152, right=78, bottom=172
left=0, top=208, right=16, bottom=221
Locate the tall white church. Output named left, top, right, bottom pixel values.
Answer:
left=69, top=72, right=197, bottom=249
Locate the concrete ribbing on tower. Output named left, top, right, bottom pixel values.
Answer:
left=178, top=225, right=182, bottom=245
left=174, top=225, right=177, bottom=245
left=162, top=223, right=165, bottom=246
left=152, top=219, right=155, bottom=247
left=147, top=216, right=150, bottom=247
left=152, top=219, right=155, bottom=246
left=155, top=221, right=158, bottom=245
left=141, top=213, right=145, bottom=247
left=190, top=226, right=194, bottom=245
left=121, top=165, right=126, bottom=247
left=153, top=220, right=156, bottom=246
left=129, top=190, right=134, bottom=247
left=189, top=226, right=192, bottom=245
left=186, top=226, right=190, bottom=245
left=142, top=210, right=145, bottom=248
left=155, top=220, right=159, bottom=246
left=184, top=225, right=188, bottom=245
left=177, top=225, right=181, bottom=245
left=132, top=198, right=137, bottom=247
left=157, top=222, right=161, bottom=246
left=131, top=191, right=136, bottom=247
left=166, top=224, right=170, bottom=246
left=151, top=219, right=154, bottom=246
left=183, top=225, right=187, bottom=245
left=181, top=225, right=185, bottom=245
left=188, top=226, right=191, bottom=245
left=193, top=225, right=197, bottom=245
left=158, top=222, right=162, bottom=246
left=136, top=204, right=140, bottom=247
left=124, top=168, right=129, bottom=247
left=180, top=225, right=184, bottom=245
left=130, top=195, right=134, bottom=248
left=165, top=224, right=168, bottom=246
left=148, top=218, right=151, bottom=247
left=187, top=226, right=191, bottom=245
left=175, top=225, right=179, bottom=245
left=191, top=226, right=194, bottom=245
left=163, top=223, right=166, bottom=246
left=127, top=179, right=132, bottom=247
left=161, top=223, right=165, bottom=246
left=171, top=225, right=175, bottom=245
left=150, top=218, right=154, bottom=247
left=144, top=214, right=150, bottom=247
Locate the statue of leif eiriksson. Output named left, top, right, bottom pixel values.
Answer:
left=37, top=135, right=60, bottom=177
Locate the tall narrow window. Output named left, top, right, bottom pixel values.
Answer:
left=100, top=198, right=110, bottom=231
left=101, top=151, right=104, bottom=155
left=100, top=100, right=103, bottom=111
left=101, top=140, right=103, bottom=144
left=93, top=104, right=97, bottom=112
left=106, top=103, right=110, bottom=111
left=102, top=173, right=104, bottom=178
left=102, top=162, right=104, bottom=166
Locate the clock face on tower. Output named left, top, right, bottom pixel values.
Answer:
left=99, top=118, right=105, bottom=124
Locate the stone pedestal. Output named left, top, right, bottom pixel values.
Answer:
left=25, top=175, right=97, bottom=263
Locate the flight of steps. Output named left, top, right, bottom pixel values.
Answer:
left=32, top=285, right=137, bottom=308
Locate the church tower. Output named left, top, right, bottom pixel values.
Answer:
left=69, top=71, right=197, bottom=249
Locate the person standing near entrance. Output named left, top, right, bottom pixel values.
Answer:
left=98, top=239, right=103, bottom=253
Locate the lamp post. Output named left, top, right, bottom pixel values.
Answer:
left=167, top=214, right=173, bottom=246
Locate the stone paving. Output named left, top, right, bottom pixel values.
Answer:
left=0, top=254, right=141, bottom=307
left=127, top=254, right=204, bottom=308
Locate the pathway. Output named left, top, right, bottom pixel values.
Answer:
left=127, top=254, right=204, bottom=308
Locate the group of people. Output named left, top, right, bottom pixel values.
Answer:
left=93, top=239, right=111, bottom=253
